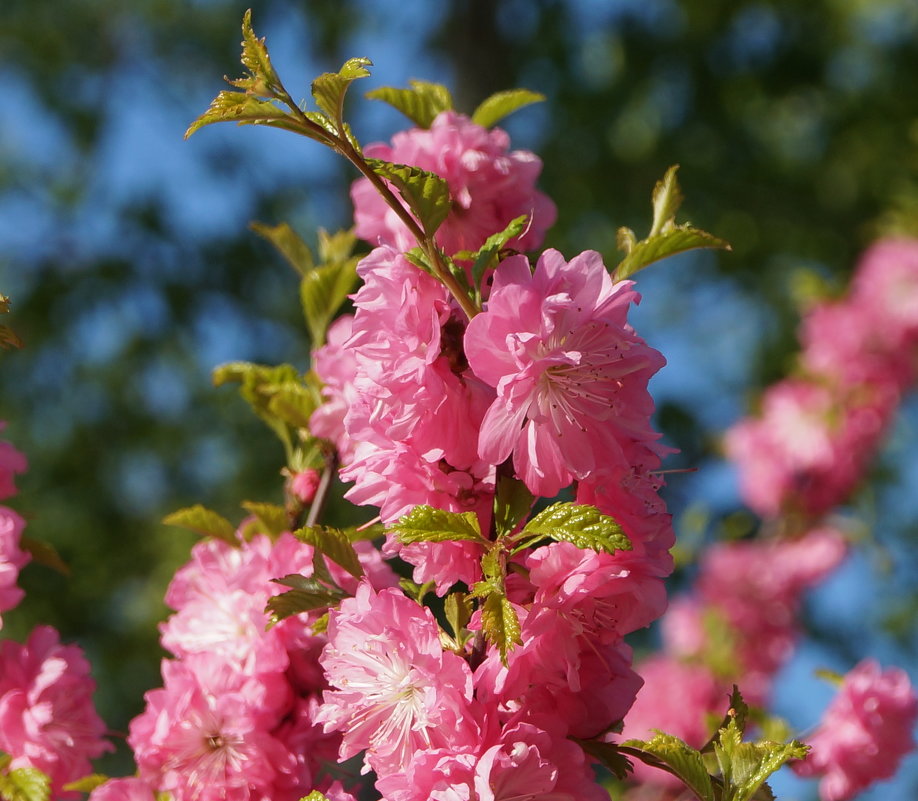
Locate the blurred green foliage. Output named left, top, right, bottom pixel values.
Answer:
left=2, top=0, right=918, bottom=778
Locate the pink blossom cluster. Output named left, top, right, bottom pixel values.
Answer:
left=793, top=659, right=918, bottom=801
left=0, top=427, right=112, bottom=798
left=302, top=111, right=676, bottom=798
left=351, top=110, right=556, bottom=257
left=726, top=240, right=918, bottom=519
left=313, top=243, right=671, bottom=592
left=124, top=529, right=397, bottom=801
left=318, top=582, right=630, bottom=800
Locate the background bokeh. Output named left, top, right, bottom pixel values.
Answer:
left=2, top=1, right=917, bottom=797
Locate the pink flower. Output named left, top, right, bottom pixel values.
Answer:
left=0, top=507, right=30, bottom=627
left=851, top=238, right=918, bottom=352
left=794, top=659, right=918, bottom=801
left=351, top=111, right=556, bottom=257
left=310, top=315, right=360, bottom=462
left=465, top=249, right=666, bottom=496
left=724, top=377, right=897, bottom=518
left=317, top=583, right=478, bottom=777
left=129, top=655, right=302, bottom=801
left=575, top=440, right=676, bottom=577
left=88, top=778, right=157, bottom=801
left=339, top=247, right=495, bottom=525
left=289, top=469, right=321, bottom=505
left=0, top=626, right=112, bottom=796
left=473, top=721, right=608, bottom=801
left=0, top=428, right=27, bottom=500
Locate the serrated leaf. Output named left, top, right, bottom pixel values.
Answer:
left=493, top=475, right=534, bottom=537
left=311, top=57, right=372, bottom=131
left=468, top=213, right=530, bottom=298
left=346, top=522, right=385, bottom=543
left=388, top=505, right=484, bottom=545
left=18, top=536, right=69, bottom=576
left=184, top=91, right=296, bottom=139
left=573, top=738, right=634, bottom=781
left=300, top=258, right=359, bottom=346
left=714, top=719, right=809, bottom=801
left=241, top=501, right=288, bottom=537
left=237, top=9, right=282, bottom=97
left=294, top=525, right=363, bottom=579
left=266, top=575, right=346, bottom=626
left=650, top=164, right=685, bottom=238
left=520, top=502, right=631, bottom=553
left=63, top=775, right=108, bottom=793
left=444, top=591, right=473, bottom=642
left=614, top=226, right=731, bottom=281
left=481, top=592, right=521, bottom=664
left=250, top=221, right=314, bottom=276
left=365, top=158, right=451, bottom=239
left=212, top=362, right=311, bottom=448
left=365, top=80, right=453, bottom=128
left=162, top=505, right=237, bottom=545
left=621, top=734, right=714, bottom=801
left=0, top=766, right=51, bottom=801
left=702, top=686, right=749, bottom=753
left=471, top=89, right=545, bottom=128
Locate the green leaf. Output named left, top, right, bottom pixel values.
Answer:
left=387, top=505, right=485, bottom=545
left=573, top=738, right=633, bottom=781
left=0, top=766, right=51, bottom=801
left=317, top=228, right=358, bottom=264
left=615, top=226, right=731, bottom=282
left=519, top=502, right=631, bottom=553
left=621, top=734, right=715, bottom=801
left=63, top=775, right=109, bottom=793
left=162, top=505, right=237, bottom=545
left=311, top=57, right=372, bottom=132
left=650, top=164, right=685, bottom=238
left=469, top=214, right=529, bottom=295
left=714, top=718, right=808, bottom=801
left=265, top=575, right=346, bottom=626
left=235, top=8, right=283, bottom=98
left=365, top=158, right=451, bottom=238
left=365, top=80, right=453, bottom=128
left=250, top=221, right=314, bottom=276
left=444, top=591, right=473, bottom=642
left=481, top=591, right=521, bottom=664
left=300, top=258, right=359, bottom=346
left=240, top=501, right=289, bottom=537
left=701, top=686, right=749, bottom=753
left=613, top=165, right=731, bottom=281
left=399, top=577, right=435, bottom=603
left=293, top=525, right=364, bottom=579
left=266, top=381, right=319, bottom=430
left=18, top=536, right=69, bottom=576
left=471, top=89, right=545, bottom=128
left=493, top=475, right=534, bottom=537
left=184, top=91, right=296, bottom=140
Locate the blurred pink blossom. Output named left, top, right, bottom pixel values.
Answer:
left=0, top=625, right=112, bottom=796
left=793, top=659, right=918, bottom=801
